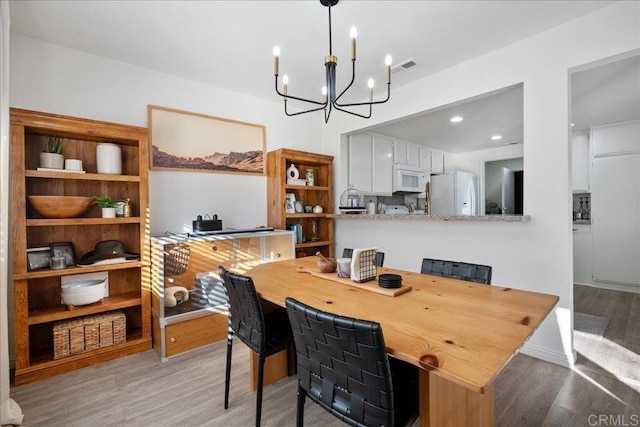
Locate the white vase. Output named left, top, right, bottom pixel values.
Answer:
left=101, top=207, right=116, bottom=218
left=40, top=152, right=64, bottom=169
left=96, top=143, right=122, bottom=174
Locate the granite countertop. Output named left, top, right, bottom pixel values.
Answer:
left=328, top=213, right=531, bottom=222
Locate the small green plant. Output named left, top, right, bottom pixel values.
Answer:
left=44, top=136, right=64, bottom=154
left=93, top=196, right=117, bottom=208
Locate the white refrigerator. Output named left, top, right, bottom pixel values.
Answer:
left=430, top=172, right=479, bottom=216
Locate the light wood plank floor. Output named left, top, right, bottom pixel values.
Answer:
left=9, top=285, right=640, bottom=426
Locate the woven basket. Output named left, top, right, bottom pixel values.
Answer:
left=53, top=311, right=126, bottom=360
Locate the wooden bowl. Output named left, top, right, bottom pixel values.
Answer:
left=27, top=196, right=93, bottom=219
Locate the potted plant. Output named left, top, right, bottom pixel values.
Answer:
left=94, top=196, right=117, bottom=218
left=40, top=136, right=65, bottom=169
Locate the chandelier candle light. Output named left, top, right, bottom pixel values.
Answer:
left=273, top=0, right=392, bottom=123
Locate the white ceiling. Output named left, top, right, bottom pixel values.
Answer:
left=9, top=0, right=637, bottom=153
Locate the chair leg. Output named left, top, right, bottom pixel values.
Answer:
left=296, top=384, right=306, bottom=427
left=224, top=333, right=233, bottom=409
left=256, top=354, right=265, bottom=427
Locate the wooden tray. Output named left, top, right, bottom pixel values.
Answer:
left=296, top=266, right=412, bottom=297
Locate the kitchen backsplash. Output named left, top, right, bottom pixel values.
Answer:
left=367, top=195, right=426, bottom=214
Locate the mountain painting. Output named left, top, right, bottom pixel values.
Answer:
left=148, top=106, right=266, bottom=175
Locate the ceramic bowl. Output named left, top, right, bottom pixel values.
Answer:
left=61, top=279, right=106, bottom=305
left=27, top=195, right=93, bottom=219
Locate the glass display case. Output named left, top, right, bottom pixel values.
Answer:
left=150, top=229, right=295, bottom=361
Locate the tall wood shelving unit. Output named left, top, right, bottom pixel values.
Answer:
left=267, top=149, right=334, bottom=258
left=10, top=108, right=151, bottom=385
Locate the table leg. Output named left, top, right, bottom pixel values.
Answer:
left=249, top=349, right=289, bottom=391
left=419, top=370, right=495, bottom=427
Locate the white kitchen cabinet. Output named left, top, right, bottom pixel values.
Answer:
left=571, top=132, right=590, bottom=192
left=419, top=147, right=431, bottom=175
left=431, top=149, right=445, bottom=174
left=393, top=140, right=408, bottom=164
left=393, top=140, right=420, bottom=166
left=348, top=133, right=373, bottom=193
left=372, top=135, right=394, bottom=195
left=348, top=133, right=393, bottom=195
left=573, top=224, right=592, bottom=285
left=592, top=120, right=640, bottom=156
left=444, top=152, right=455, bottom=173
left=406, top=143, right=420, bottom=167
left=590, top=120, right=639, bottom=287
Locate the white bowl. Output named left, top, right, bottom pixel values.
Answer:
left=61, top=279, right=106, bottom=305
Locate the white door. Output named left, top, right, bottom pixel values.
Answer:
left=501, top=167, right=515, bottom=215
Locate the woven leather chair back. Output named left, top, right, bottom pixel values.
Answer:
left=420, top=258, right=492, bottom=284
left=219, top=266, right=266, bottom=355
left=285, top=297, right=394, bottom=427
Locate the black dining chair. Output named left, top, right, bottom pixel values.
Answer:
left=218, top=266, right=295, bottom=427
left=342, top=248, right=385, bottom=267
left=285, top=297, right=419, bottom=427
left=420, top=258, right=492, bottom=284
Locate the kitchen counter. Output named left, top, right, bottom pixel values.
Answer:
left=328, top=213, right=531, bottom=222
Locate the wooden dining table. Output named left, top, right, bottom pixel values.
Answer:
left=247, top=256, right=559, bottom=427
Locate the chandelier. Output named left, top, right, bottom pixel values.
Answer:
left=273, top=0, right=392, bottom=123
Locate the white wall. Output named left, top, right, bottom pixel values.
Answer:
left=9, top=34, right=323, bottom=236
left=322, top=1, right=640, bottom=367
left=7, top=2, right=640, bottom=370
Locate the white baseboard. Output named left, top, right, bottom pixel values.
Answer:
left=520, top=343, right=574, bottom=368
left=580, top=281, right=640, bottom=295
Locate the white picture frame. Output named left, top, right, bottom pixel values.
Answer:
left=285, top=193, right=296, bottom=214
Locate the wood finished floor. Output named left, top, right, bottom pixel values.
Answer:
left=9, top=285, right=640, bottom=426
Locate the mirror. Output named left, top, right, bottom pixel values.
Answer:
left=352, top=83, right=525, bottom=216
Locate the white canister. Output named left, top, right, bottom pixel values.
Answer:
left=96, top=143, right=122, bottom=174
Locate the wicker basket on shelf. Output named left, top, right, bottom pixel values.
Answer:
left=53, top=311, right=126, bottom=359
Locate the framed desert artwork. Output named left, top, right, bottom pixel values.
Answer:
left=148, top=106, right=266, bottom=175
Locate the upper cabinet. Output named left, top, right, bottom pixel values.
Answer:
left=591, top=120, right=640, bottom=156
left=348, top=134, right=393, bottom=196
left=572, top=132, right=590, bottom=192
left=393, top=140, right=420, bottom=167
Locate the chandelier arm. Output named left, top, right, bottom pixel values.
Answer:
left=275, top=77, right=326, bottom=106
left=284, top=100, right=328, bottom=117
left=333, top=103, right=372, bottom=119
left=333, top=59, right=357, bottom=105
left=334, top=83, right=390, bottom=107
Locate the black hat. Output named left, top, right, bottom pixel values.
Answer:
left=78, top=240, right=139, bottom=266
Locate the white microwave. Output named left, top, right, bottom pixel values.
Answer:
left=392, top=164, right=427, bottom=194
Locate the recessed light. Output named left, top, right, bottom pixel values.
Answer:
left=571, top=123, right=575, bottom=127
left=491, top=135, right=502, bottom=140
left=450, top=116, right=463, bottom=123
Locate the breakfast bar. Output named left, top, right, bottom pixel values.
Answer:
left=249, top=256, right=559, bottom=427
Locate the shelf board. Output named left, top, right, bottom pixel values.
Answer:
left=25, top=169, right=140, bottom=182
left=22, top=330, right=147, bottom=373
left=26, top=217, right=142, bottom=226
left=14, top=261, right=149, bottom=280
left=285, top=185, right=330, bottom=191
left=296, top=240, right=333, bottom=249
left=28, top=292, right=142, bottom=325
left=285, top=213, right=328, bottom=219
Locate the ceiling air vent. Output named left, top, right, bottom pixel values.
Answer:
left=391, top=58, right=417, bottom=74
